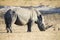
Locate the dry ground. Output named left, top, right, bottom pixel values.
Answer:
left=0, top=0, right=60, bottom=7
left=0, top=13, right=60, bottom=40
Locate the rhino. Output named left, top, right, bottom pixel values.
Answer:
left=4, top=7, right=52, bottom=33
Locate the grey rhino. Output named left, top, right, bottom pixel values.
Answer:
left=4, top=7, right=52, bottom=33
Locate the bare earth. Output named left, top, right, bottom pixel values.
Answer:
left=0, top=14, right=60, bottom=40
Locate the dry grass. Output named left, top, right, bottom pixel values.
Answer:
left=0, top=0, right=60, bottom=7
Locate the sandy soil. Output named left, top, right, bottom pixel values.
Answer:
left=0, top=24, right=57, bottom=40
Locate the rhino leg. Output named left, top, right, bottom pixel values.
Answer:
left=4, top=16, right=12, bottom=33
left=27, top=19, right=32, bottom=32
left=6, top=26, right=9, bottom=33
left=8, top=24, right=12, bottom=33
left=6, top=23, right=12, bottom=33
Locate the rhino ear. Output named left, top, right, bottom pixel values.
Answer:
left=38, top=15, right=42, bottom=21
